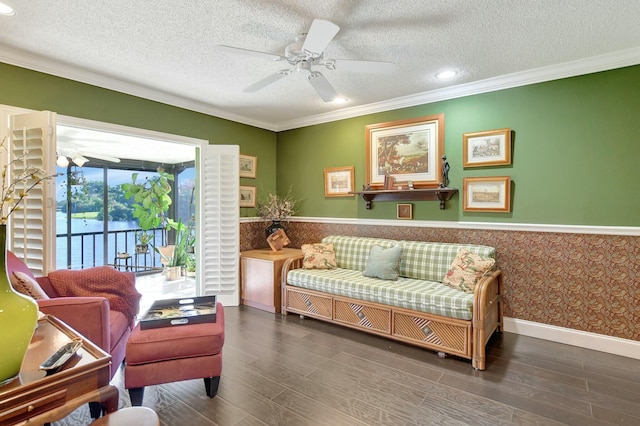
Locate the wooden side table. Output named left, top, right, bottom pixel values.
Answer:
left=240, top=248, right=302, bottom=313
left=0, top=315, right=117, bottom=425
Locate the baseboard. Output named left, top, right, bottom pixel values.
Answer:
left=503, top=317, right=640, bottom=360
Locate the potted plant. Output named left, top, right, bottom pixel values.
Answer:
left=185, top=254, right=196, bottom=277
left=122, top=169, right=177, bottom=275
left=135, top=230, right=153, bottom=254
left=157, top=218, right=189, bottom=280
left=256, top=188, right=298, bottom=237
left=121, top=169, right=174, bottom=243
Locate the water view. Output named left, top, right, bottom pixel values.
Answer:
left=56, top=212, right=163, bottom=270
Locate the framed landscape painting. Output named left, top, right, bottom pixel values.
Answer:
left=463, top=128, right=512, bottom=167
left=239, top=185, right=256, bottom=208
left=463, top=176, right=511, bottom=212
left=324, top=166, right=355, bottom=197
left=366, top=114, right=444, bottom=189
left=239, top=154, right=257, bottom=178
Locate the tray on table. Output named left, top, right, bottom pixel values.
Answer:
left=139, top=295, right=217, bottom=329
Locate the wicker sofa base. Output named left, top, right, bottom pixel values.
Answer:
left=283, top=272, right=502, bottom=370
left=285, top=286, right=474, bottom=357
left=280, top=236, right=503, bottom=370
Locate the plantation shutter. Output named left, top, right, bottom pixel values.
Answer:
left=197, top=144, right=239, bottom=306
left=8, top=111, right=57, bottom=276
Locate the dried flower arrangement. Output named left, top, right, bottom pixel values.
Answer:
left=256, top=188, right=298, bottom=221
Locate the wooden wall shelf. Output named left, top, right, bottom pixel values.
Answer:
left=350, top=188, right=458, bottom=210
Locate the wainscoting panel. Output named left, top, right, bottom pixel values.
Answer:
left=240, top=220, right=640, bottom=342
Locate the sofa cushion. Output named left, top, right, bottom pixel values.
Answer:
left=301, top=243, right=337, bottom=269
left=10, top=271, right=50, bottom=300
left=363, top=245, right=402, bottom=280
left=442, top=248, right=496, bottom=293
left=322, top=236, right=399, bottom=270
left=287, top=268, right=475, bottom=320
left=398, top=240, right=496, bottom=282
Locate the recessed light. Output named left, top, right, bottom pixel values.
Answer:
left=436, top=70, right=458, bottom=80
left=0, top=2, right=15, bottom=16
left=333, top=96, right=347, bottom=104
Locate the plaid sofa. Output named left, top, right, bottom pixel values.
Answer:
left=287, top=235, right=496, bottom=320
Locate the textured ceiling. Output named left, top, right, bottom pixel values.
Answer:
left=1, top=1, right=640, bottom=131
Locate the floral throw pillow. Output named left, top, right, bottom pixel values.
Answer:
left=301, top=243, right=337, bottom=269
left=442, top=248, right=496, bottom=293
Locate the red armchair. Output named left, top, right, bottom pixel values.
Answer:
left=7, top=251, right=141, bottom=380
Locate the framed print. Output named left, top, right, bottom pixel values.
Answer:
left=239, top=154, right=257, bottom=178
left=324, top=166, right=355, bottom=197
left=397, top=203, right=413, bottom=219
left=239, top=185, right=256, bottom=208
left=463, top=128, right=512, bottom=167
left=366, top=114, right=444, bottom=189
left=463, top=176, right=511, bottom=212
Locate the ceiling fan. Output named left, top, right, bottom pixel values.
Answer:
left=216, top=19, right=396, bottom=102
left=57, top=138, right=121, bottom=167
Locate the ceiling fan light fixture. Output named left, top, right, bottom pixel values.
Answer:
left=0, top=2, right=15, bottom=16
left=436, top=70, right=458, bottom=80
left=56, top=155, right=69, bottom=168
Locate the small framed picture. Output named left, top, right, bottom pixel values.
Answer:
left=463, top=128, right=512, bottom=167
left=324, top=166, right=355, bottom=197
left=397, top=203, right=413, bottom=219
left=239, top=185, right=256, bottom=207
left=463, top=176, right=511, bottom=212
left=239, top=154, right=257, bottom=178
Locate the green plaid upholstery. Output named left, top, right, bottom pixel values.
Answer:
left=398, top=240, right=495, bottom=282
left=288, top=236, right=498, bottom=319
left=287, top=268, right=475, bottom=320
left=321, top=236, right=495, bottom=281
left=322, top=236, right=399, bottom=271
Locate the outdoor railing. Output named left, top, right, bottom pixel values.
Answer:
left=56, top=227, right=166, bottom=272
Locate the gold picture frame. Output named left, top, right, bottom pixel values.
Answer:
left=366, top=114, right=444, bottom=189
left=397, top=203, right=413, bottom=219
left=463, top=128, right=512, bottom=167
left=239, top=185, right=256, bottom=208
left=463, top=176, right=511, bottom=212
left=324, top=166, right=355, bottom=197
left=239, top=154, right=257, bottom=178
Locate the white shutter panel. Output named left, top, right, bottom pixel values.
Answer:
left=8, top=111, right=57, bottom=276
left=197, top=144, right=239, bottom=306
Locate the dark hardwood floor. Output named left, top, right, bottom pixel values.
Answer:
left=53, top=306, right=640, bottom=426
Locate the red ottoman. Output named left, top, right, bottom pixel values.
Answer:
left=124, top=302, right=224, bottom=406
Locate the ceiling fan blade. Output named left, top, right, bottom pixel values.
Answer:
left=308, top=72, right=338, bottom=102
left=244, top=71, right=289, bottom=92
left=332, top=59, right=396, bottom=74
left=301, top=19, right=339, bottom=56
left=82, top=152, right=121, bottom=163
left=215, top=45, right=285, bottom=61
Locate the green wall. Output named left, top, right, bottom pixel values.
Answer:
left=3, top=62, right=639, bottom=226
left=0, top=62, right=278, bottom=215
left=277, top=65, right=640, bottom=226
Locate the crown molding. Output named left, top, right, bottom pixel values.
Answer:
left=275, top=47, right=640, bottom=131
left=3, top=45, right=639, bottom=133
left=0, top=45, right=278, bottom=131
